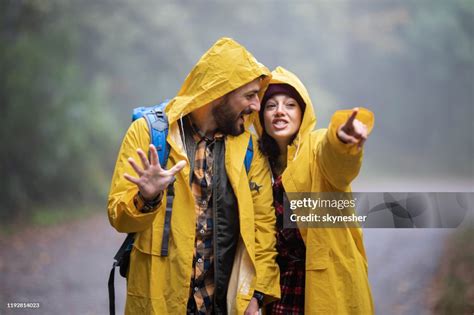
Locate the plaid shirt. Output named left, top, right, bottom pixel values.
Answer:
left=187, top=122, right=223, bottom=315
left=266, top=176, right=306, bottom=315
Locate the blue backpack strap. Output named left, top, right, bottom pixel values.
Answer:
left=244, top=135, right=254, bottom=174
left=132, top=100, right=173, bottom=257
left=134, top=100, right=170, bottom=168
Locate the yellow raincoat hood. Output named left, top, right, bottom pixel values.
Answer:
left=253, top=66, right=316, bottom=142
left=165, top=37, right=271, bottom=125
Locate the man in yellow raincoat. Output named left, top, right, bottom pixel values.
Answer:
left=107, top=37, right=280, bottom=314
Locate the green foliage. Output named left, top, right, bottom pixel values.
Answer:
left=0, top=1, right=116, bottom=220
left=0, top=0, right=472, bottom=222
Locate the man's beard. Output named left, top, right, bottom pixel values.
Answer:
left=212, top=98, right=250, bottom=136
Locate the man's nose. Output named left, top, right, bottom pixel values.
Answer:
left=249, top=95, right=260, bottom=112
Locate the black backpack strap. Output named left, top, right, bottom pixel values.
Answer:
left=108, top=233, right=135, bottom=315
left=160, top=184, right=175, bottom=256
left=113, top=233, right=135, bottom=262
left=108, top=262, right=117, bottom=315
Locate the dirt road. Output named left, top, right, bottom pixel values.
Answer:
left=0, top=213, right=456, bottom=314
left=0, top=214, right=126, bottom=315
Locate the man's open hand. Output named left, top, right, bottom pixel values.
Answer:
left=124, top=144, right=186, bottom=200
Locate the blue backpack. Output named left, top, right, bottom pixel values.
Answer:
left=108, top=100, right=254, bottom=315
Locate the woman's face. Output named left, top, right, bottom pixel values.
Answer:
left=263, top=94, right=303, bottom=145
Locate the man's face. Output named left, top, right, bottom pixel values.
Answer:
left=212, top=78, right=261, bottom=136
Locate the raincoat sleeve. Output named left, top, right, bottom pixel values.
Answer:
left=314, top=109, right=375, bottom=263
left=248, top=135, right=280, bottom=302
left=315, top=108, right=374, bottom=191
left=107, top=118, right=164, bottom=233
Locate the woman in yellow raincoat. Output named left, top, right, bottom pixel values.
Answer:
left=255, top=67, right=374, bottom=314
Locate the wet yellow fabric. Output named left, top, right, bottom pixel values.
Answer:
left=254, top=66, right=375, bottom=314
left=107, top=38, right=279, bottom=314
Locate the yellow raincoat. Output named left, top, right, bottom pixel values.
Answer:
left=108, top=38, right=280, bottom=314
left=254, top=67, right=374, bottom=314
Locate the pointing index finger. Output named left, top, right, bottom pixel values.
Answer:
left=345, top=107, right=359, bottom=127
